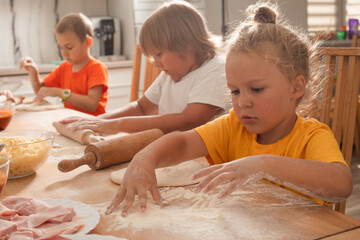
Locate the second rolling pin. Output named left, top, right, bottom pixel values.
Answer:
left=58, top=128, right=164, bottom=172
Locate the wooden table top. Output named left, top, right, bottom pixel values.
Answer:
left=321, top=228, right=360, bottom=240
left=1, top=108, right=360, bottom=240
left=320, top=228, right=360, bottom=239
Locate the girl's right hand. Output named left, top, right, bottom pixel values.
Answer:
left=191, top=156, right=264, bottom=198
left=19, top=57, right=38, bottom=74
left=105, top=155, right=163, bottom=217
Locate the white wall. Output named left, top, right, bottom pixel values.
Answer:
left=107, top=0, right=136, bottom=60
left=0, top=0, right=308, bottom=64
left=113, top=0, right=308, bottom=60
left=205, top=0, right=308, bottom=37
left=0, top=0, right=108, bottom=67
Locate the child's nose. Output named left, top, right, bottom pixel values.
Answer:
left=237, top=94, right=252, bottom=108
left=61, top=50, right=67, bottom=58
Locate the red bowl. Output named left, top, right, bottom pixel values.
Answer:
left=0, top=102, right=15, bottom=131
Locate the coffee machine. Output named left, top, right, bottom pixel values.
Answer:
left=90, top=17, right=122, bottom=60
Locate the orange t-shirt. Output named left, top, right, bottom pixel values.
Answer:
left=44, top=57, right=108, bottom=116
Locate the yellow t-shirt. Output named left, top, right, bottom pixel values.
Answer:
left=194, top=109, right=347, bottom=204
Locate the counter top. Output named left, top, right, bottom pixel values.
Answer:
left=320, top=39, right=353, bottom=47
left=0, top=60, right=133, bottom=77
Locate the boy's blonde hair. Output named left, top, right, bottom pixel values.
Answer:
left=139, top=1, right=217, bottom=66
left=55, top=13, right=93, bottom=42
left=226, top=2, right=321, bottom=115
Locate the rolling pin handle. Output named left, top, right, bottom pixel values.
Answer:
left=57, top=152, right=97, bottom=172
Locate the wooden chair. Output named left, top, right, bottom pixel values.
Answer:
left=351, top=34, right=359, bottom=47
left=351, top=35, right=360, bottom=157
left=307, top=47, right=360, bottom=213
left=130, top=45, right=162, bottom=102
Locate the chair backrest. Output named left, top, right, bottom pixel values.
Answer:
left=307, top=47, right=360, bottom=213
left=130, top=45, right=161, bottom=102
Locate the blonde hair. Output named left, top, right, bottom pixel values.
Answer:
left=226, top=2, right=321, bottom=115
left=55, top=13, right=93, bottom=42
left=139, top=1, right=217, bottom=66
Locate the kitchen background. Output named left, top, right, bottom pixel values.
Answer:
left=0, top=0, right=307, bottom=67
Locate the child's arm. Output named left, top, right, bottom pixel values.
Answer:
left=192, top=155, right=353, bottom=203
left=98, top=95, right=158, bottom=119
left=35, top=85, right=103, bottom=112
left=97, top=102, right=144, bottom=119
left=61, top=95, right=220, bottom=134
left=19, top=57, right=42, bottom=94
left=109, top=101, right=220, bottom=133
left=106, top=130, right=208, bottom=216
left=60, top=96, right=158, bottom=134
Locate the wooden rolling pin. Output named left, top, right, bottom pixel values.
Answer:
left=58, top=128, right=164, bottom=172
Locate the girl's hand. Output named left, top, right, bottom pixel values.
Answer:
left=0, top=90, right=14, bottom=101
left=35, top=87, right=62, bottom=101
left=105, top=157, right=163, bottom=217
left=192, top=156, right=264, bottom=198
left=65, top=118, right=118, bottom=135
left=19, top=57, right=38, bottom=75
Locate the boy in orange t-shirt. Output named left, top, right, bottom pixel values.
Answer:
left=20, top=13, right=108, bottom=116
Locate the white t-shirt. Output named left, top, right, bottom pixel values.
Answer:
left=145, top=55, right=230, bottom=115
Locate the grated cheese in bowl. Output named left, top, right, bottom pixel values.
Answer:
left=0, top=131, right=55, bottom=179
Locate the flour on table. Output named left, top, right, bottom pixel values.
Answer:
left=110, top=160, right=209, bottom=187
left=96, top=182, right=317, bottom=240
left=48, top=146, right=85, bottom=163
left=16, top=99, right=62, bottom=111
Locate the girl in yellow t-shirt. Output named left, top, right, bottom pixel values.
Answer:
left=106, top=3, right=353, bottom=217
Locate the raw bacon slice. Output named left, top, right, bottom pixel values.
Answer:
left=8, top=230, right=34, bottom=240
left=1, top=197, right=86, bottom=239
left=32, top=222, right=84, bottom=237
left=10, top=215, right=29, bottom=229
left=1, top=196, right=33, bottom=210
left=17, top=199, right=51, bottom=216
left=0, top=219, right=17, bottom=239
left=0, top=203, right=16, bottom=220
left=38, top=234, right=72, bottom=240
left=28, top=205, right=75, bottom=228
left=47, top=208, right=75, bottom=224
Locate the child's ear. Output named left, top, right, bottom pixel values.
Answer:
left=291, top=75, right=306, bottom=100
left=86, top=37, right=93, bottom=48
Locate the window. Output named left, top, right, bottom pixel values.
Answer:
left=308, top=0, right=360, bottom=32
left=347, top=0, right=360, bottom=23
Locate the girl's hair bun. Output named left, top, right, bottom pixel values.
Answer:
left=248, top=5, right=277, bottom=24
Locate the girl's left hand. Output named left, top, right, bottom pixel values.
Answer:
left=35, top=87, right=62, bottom=101
left=191, top=156, right=264, bottom=198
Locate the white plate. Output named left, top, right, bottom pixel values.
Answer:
left=63, top=234, right=127, bottom=240
left=40, top=198, right=100, bottom=235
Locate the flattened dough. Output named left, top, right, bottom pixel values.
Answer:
left=111, top=160, right=209, bottom=187
left=16, top=99, right=62, bottom=111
